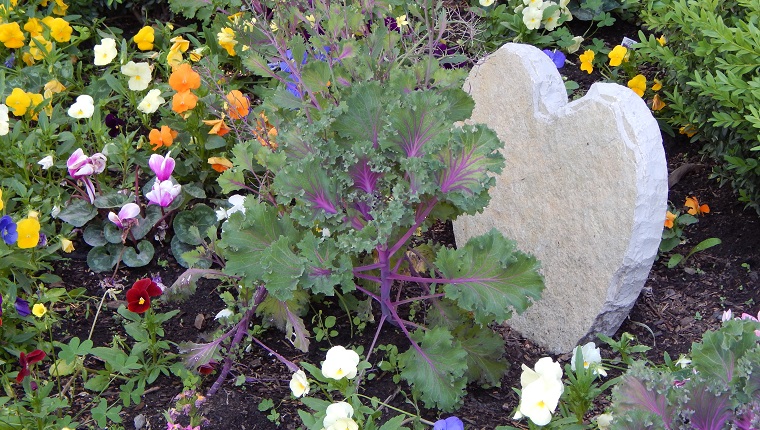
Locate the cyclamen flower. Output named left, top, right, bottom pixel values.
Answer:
left=121, top=61, right=152, bottom=91
left=289, top=370, right=310, bottom=398
left=321, top=345, right=360, bottom=380
left=146, top=180, right=181, bottom=207
left=107, top=203, right=140, bottom=228
left=94, top=38, right=118, bottom=66
left=126, top=278, right=162, bottom=313
left=514, top=357, right=564, bottom=426
left=137, top=89, right=165, bottom=114
left=148, top=151, right=176, bottom=181
left=67, top=95, right=95, bottom=119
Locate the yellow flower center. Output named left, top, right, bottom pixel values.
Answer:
left=138, top=297, right=145, bottom=305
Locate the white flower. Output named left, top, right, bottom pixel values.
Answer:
left=324, top=418, right=358, bottom=430
left=51, top=205, right=61, bottom=218
left=571, top=342, right=605, bottom=376
left=322, top=227, right=331, bottom=238
left=513, top=357, right=564, bottom=426
left=324, top=402, right=354, bottom=428
left=567, top=36, right=584, bottom=54
left=542, top=8, right=562, bottom=31
left=67, top=95, right=95, bottom=119
left=94, top=38, right=118, bottom=66
left=137, top=88, right=165, bottom=114
left=38, top=155, right=54, bottom=169
left=0, top=104, right=9, bottom=135
left=524, top=0, right=543, bottom=7
left=480, top=0, right=495, bottom=6
left=596, top=413, right=613, bottom=429
left=721, top=309, right=733, bottom=321
left=121, top=61, right=152, bottom=91
left=321, top=345, right=360, bottom=380
left=522, top=6, right=544, bottom=30
left=215, top=194, right=247, bottom=221
left=214, top=309, right=233, bottom=320
left=289, top=370, right=310, bottom=398
left=675, top=354, right=691, bottom=368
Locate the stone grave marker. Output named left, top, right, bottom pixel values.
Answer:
left=453, top=43, right=667, bottom=353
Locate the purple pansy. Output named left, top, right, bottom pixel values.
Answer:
left=105, top=113, right=126, bottom=137
left=433, top=416, right=464, bottom=430
left=543, top=49, right=566, bottom=69
left=0, top=215, right=18, bottom=245
left=15, top=297, right=30, bottom=317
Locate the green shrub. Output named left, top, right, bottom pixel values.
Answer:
left=637, top=0, right=760, bottom=213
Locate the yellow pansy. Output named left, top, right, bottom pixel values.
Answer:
left=6, top=88, right=32, bottom=116
left=607, top=45, right=627, bottom=67
left=52, top=0, right=68, bottom=15
left=42, top=17, right=73, bottom=43
left=652, top=94, right=666, bottom=111
left=24, top=18, right=44, bottom=37
left=0, top=22, right=26, bottom=49
left=579, top=50, right=594, bottom=74
left=17, top=217, right=41, bottom=249
left=652, top=79, right=662, bottom=92
left=44, top=79, right=66, bottom=98
left=627, top=74, right=646, bottom=97
left=0, top=189, right=3, bottom=211
left=133, top=26, right=154, bottom=51
left=217, top=27, right=237, bottom=56
left=170, top=36, right=189, bottom=53
left=61, top=238, right=74, bottom=253
left=29, top=35, right=52, bottom=61
left=32, top=303, right=47, bottom=317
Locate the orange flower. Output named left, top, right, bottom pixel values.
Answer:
left=208, top=157, right=233, bottom=172
left=168, top=63, right=201, bottom=92
left=149, top=126, right=178, bottom=150
left=172, top=90, right=198, bottom=114
left=255, top=112, right=277, bottom=148
left=203, top=117, right=230, bottom=136
left=679, top=124, right=697, bottom=138
left=664, top=211, right=676, bottom=229
left=651, top=93, right=666, bottom=111
left=684, top=196, right=710, bottom=216
left=226, top=90, right=250, bottom=120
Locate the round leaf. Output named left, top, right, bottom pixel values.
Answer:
left=173, top=204, right=217, bottom=246
left=122, top=240, right=155, bottom=267
left=83, top=222, right=107, bottom=246
left=104, top=221, right=123, bottom=244
left=87, top=245, right=120, bottom=272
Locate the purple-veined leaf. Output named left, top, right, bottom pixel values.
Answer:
left=297, top=233, right=355, bottom=296
left=686, top=383, right=732, bottom=430
left=616, top=375, right=674, bottom=429
left=333, top=81, right=386, bottom=149
left=435, top=229, right=543, bottom=324
left=178, top=338, right=224, bottom=371
left=437, top=125, right=503, bottom=198
left=164, top=268, right=227, bottom=302
left=260, top=236, right=306, bottom=301
left=350, top=158, right=382, bottom=194
left=692, top=319, right=760, bottom=387
left=389, top=91, right=449, bottom=158
left=256, top=291, right=311, bottom=353
left=275, top=163, right=339, bottom=216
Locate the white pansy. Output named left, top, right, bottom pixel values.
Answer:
left=542, top=7, right=562, bottom=31
left=514, top=357, right=564, bottom=426
left=137, top=88, right=165, bottom=114
left=94, top=38, right=118, bottom=66
left=321, top=345, right=360, bottom=380
left=479, top=0, right=495, bottom=5
left=214, top=309, right=233, bottom=320
left=567, top=36, right=584, bottom=53
left=596, top=413, right=613, bottom=429
left=522, top=6, right=544, bottom=30
left=67, top=95, right=95, bottom=119
left=571, top=342, right=606, bottom=376
left=323, top=402, right=354, bottom=428
left=289, top=370, right=310, bottom=398
left=38, top=155, right=54, bottom=169
left=51, top=205, right=61, bottom=218
left=121, top=61, right=152, bottom=91
left=324, top=417, right=359, bottom=430
left=0, top=104, right=9, bottom=135
left=675, top=354, right=691, bottom=368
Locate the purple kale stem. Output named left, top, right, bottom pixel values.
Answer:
left=208, top=286, right=268, bottom=396
left=352, top=283, right=380, bottom=301
left=392, top=293, right=445, bottom=306
left=387, top=197, right=439, bottom=258
left=353, top=261, right=385, bottom=273
left=378, top=246, right=394, bottom=322
left=388, top=273, right=478, bottom=284
left=249, top=335, right=298, bottom=373
left=354, top=272, right=381, bottom=283
left=353, top=313, right=387, bottom=387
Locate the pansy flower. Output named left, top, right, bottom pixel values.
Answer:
left=15, top=297, right=31, bottom=317
left=42, top=17, right=72, bottom=43
left=171, top=90, right=198, bottom=114
left=226, top=90, right=250, bottom=120
left=542, top=49, right=566, bottom=69
left=16, top=217, right=40, bottom=249
left=208, top=157, right=232, bottom=172
left=203, top=116, right=230, bottom=136
left=61, top=238, right=74, bottom=253
left=433, top=417, right=464, bottom=430
left=16, top=349, right=46, bottom=382
left=579, top=50, right=594, bottom=74
left=105, top=113, right=126, bottom=137
left=133, top=26, right=155, bottom=51
left=67, top=95, right=95, bottom=119
left=169, top=63, right=201, bottom=92
left=0, top=103, right=8, bottom=135
left=627, top=74, right=646, bottom=97
left=121, top=61, right=152, bottom=91
left=217, top=27, right=237, bottom=56
left=664, top=211, right=676, bottom=228
left=685, top=196, right=709, bottom=216
left=149, top=126, right=178, bottom=150
left=0, top=215, right=18, bottom=244
left=38, top=155, right=54, bottom=169
left=137, top=89, right=165, bottom=114
left=608, top=45, right=627, bottom=67
left=94, top=38, right=118, bottom=66
left=652, top=94, right=666, bottom=111
left=126, top=278, right=162, bottom=313
left=6, top=88, right=32, bottom=116
left=0, top=22, right=25, bottom=49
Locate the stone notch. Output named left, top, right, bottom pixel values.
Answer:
left=453, top=43, right=667, bottom=353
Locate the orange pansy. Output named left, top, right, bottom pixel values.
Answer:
left=208, top=157, right=233, bottom=172
left=203, top=117, right=230, bottom=136
left=226, top=90, right=250, bottom=120
left=684, top=196, right=710, bottom=216
left=149, top=126, right=178, bottom=150
left=168, top=63, right=201, bottom=92
left=172, top=90, right=198, bottom=114
left=664, top=211, right=676, bottom=229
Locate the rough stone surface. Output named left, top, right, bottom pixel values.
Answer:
left=453, top=43, right=667, bottom=353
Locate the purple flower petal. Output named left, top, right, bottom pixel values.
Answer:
left=15, top=297, right=30, bottom=317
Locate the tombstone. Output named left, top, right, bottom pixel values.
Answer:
left=453, top=43, right=667, bottom=353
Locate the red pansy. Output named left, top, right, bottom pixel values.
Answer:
left=126, top=278, right=162, bottom=313
left=17, top=349, right=46, bottom=382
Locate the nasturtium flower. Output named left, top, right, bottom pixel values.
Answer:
left=24, top=18, right=44, bottom=37
left=121, top=61, right=152, bottom=91
left=6, top=88, right=32, bottom=116
left=579, top=49, right=594, bottom=74
left=542, top=49, right=565, bottom=69
left=289, top=370, right=310, bottom=398
left=16, top=349, right=46, bottom=382
left=146, top=180, right=182, bottom=207
left=522, top=7, right=543, bottom=30
left=0, top=215, right=17, bottom=244
left=42, top=17, right=72, bottom=43
left=217, top=27, right=237, bottom=56
left=32, top=303, right=46, bottom=317
left=28, top=35, right=52, bottom=61
left=137, top=89, right=165, bottom=114
left=433, top=416, right=464, bottom=430
left=656, top=35, right=666, bottom=46
left=126, top=278, right=162, bottom=313
left=38, top=155, right=54, bottom=169
left=149, top=125, right=178, bottom=150
left=61, top=237, right=74, bottom=253
left=0, top=104, right=9, bottom=135
left=133, top=26, right=155, bottom=51
left=94, top=38, right=118, bottom=66
left=571, top=342, right=607, bottom=376
left=67, top=94, right=95, bottom=119
left=321, top=345, right=360, bottom=380
left=0, top=22, right=25, bottom=48
left=480, top=0, right=495, bottom=6
left=226, top=90, right=250, bottom=120
left=107, top=203, right=140, bottom=228
left=203, top=117, right=230, bottom=136
left=208, top=157, right=232, bottom=172
left=651, top=93, right=666, bottom=111
left=168, top=63, right=201, bottom=92
left=685, top=196, right=709, bottom=216
left=514, top=357, right=564, bottom=426
left=16, top=217, right=41, bottom=249
left=149, top=151, right=176, bottom=181
left=627, top=74, right=646, bottom=97
left=171, top=90, right=198, bottom=114
left=664, top=211, right=676, bottom=228
left=607, top=45, right=627, bottom=67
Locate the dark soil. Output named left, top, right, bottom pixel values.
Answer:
left=45, top=10, right=760, bottom=430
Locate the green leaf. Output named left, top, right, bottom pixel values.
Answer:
left=333, top=81, right=387, bottom=148
left=58, top=337, right=93, bottom=362
left=297, top=233, right=355, bottom=295
left=256, top=290, right=311, bottom=352
left=435, top=229, right=544, bottom=324
left=685, top=238, right=721, bottom=259
left=691, top=319, right=760, bottom=387
left=130, top=205, right=161, bottom=240
left=57, top=199, right=97, bottom=227
left=398, top=327, right=468, bottom=411
left=667, top=254, right=684, bottom=268
left=49, top=358, right=78, bottom=376
left=173, top=204, right=217, bottom=246
left=458, top=324, right=508, bottom=387
left=122, top=240, right=155, bottom=267
left=93, top=193, right=131, bottom=209
left=86, top=244, right=121, bottom=273
left=261, top=236, right=305, bottom=301
left=83, top=222, right=107, bottom=246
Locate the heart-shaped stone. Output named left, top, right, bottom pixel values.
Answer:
left=453, top=43, right=667, bottom=353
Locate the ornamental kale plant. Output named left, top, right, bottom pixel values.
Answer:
left=177, top=0, right=546, bottom=411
